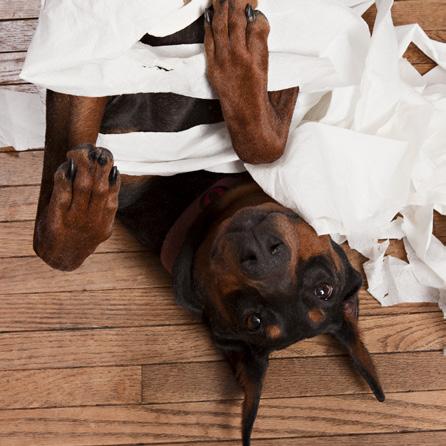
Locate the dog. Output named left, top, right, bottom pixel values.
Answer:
left=32, top=2, right=384, bottom=445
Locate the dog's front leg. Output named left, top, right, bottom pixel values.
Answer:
left=34, top=92, right=120, bottom=271
left=204, top=0, right=299, bottom=164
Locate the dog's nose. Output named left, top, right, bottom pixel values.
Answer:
left=238, top=232, right=289, bottom=277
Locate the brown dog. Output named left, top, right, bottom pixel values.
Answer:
left=32, top=2, right=384, bottom=445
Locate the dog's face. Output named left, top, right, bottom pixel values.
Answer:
left=194, top=202, right=354, bottom=350
left=173, top=196, right=384, bottom=446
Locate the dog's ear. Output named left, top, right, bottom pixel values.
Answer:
left=223, top=347, right=269, bottom=446
left=172, top=226, right=204, bottom=315
left=332, top=261, right=385, bottom=402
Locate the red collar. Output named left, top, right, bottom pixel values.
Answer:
left=160, top=176, right=243, bottom=274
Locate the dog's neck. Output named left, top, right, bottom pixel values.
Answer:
left=160, top=176, right=245, bottom=273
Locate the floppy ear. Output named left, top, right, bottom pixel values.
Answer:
left=332, top=263, right=385, bottom=402
left=224, top=347, right=269, bottom=446
left=172, top=223, right=204, bottom=315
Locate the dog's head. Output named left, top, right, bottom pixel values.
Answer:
left=173, top=186, right=384, bottom=445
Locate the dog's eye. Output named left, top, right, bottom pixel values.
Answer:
left=314, top=283, right=333, bottom=301
left=245, top=313, right=262, bottom=332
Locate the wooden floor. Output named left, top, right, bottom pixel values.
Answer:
left=1, top=1, right=446, bottom=445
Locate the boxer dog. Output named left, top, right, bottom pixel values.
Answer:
left=32, top=1, right=384, bottom=444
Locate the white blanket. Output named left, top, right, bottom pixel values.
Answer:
left=1, top=0, right=445, bottom=322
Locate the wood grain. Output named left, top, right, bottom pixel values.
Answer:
left=0, top=0, right=40, bottom=19
left=364, top=1, right=446, bottom=31
left=415, top=63, right=438, bottom=75
left=0, top=288, right=196, bottom=332
left=0, top=252, right=170, bottom=294
left=0, top=391, right=446, bottom=446
left=142, top=351, right=446, bottom=404
left=0, top=325, right=218, bottom=371
left=0, top=366, right=141, bottom=410
left=0, top=312, right=442, bottom=371
left=0, top=221, right=145, bottom=257
left=0, top=150, right=43, bottom=187
left=0, top=185, right=38, bottom=222
left=0, top=20, right=37, bottom=52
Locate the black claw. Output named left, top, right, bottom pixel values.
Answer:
left=246, top=4, right=255, bottom=22
left=109, top=166, right=119, bottom=185
left=97, top=156, right=108, bottom=166
left=204, top=7, right=213, bottom=24
left=66, top=159, right=76, bottom=181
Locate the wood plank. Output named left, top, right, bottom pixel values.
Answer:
left=0, top=252, right=170, bottom=294
left=142, top=351, right=446, bottom=404
left=364, top=1, right=446, bottom=31
left=118, top=431, right=446, bottom=446
left=0, top=221, right=145, bottom=257
left=0, top=20, right=37, bottom=52
left=416, top=63, right=437, bottom=75
left=0, top=312, right=442, bottom=371
left=0, top=151, right=42, bottom=187
left=0, top=185, right=38, bottom=222
left=359, top=292, right=438, bottom=315
left=0, top=1, right=40, bottom=19
left=0, top=325, right=218, bottom=371
left=0, top=366, right=141, bottom=410
left=0, top=288, right=196, bottom=332
left=0, top=391, right=446, bottom=445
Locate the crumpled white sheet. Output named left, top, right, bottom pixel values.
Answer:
left=1, top=0, right=445, bottom=321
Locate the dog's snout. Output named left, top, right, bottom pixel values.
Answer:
left=238, top=232, right=289, bottom=277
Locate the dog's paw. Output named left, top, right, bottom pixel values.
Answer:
left=204, top=0, right=269, bottom=100
left=34, top=144, right=120, bottom=271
